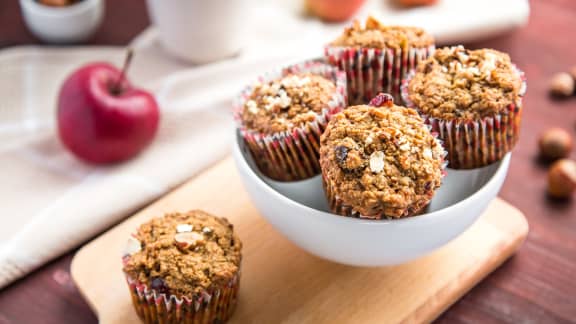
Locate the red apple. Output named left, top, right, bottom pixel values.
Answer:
left=57, top=52, right=159, bottom=164
left=306, top=0, right=366, bottom=22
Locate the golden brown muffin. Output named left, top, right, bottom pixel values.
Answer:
left=403, top=45, right=526, bottom=169
left=236, top=62, right=347, bottom=182
left=325, top=16, right=435, bottom=105
left=320, top=94, right=445, bottom=219
left=123, top=210, right=242, bottom=324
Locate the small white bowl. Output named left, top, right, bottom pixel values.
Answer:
left=233, top=132, right=511, bottom=266
left=20, top=0, right=104, bottom=44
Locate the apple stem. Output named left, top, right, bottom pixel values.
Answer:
left=114, top=48, right=134, bottom=94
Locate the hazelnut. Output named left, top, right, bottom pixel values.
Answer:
left=549, top=72, right=574, bottom=97
left=538, top=128, right=573, bottom=161
left=548, top=159, right=576, bottom=199
left=569, top=66, right=576, bottom=81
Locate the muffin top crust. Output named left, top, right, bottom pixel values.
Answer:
left=123, top=210, right=242, bottom=297
left=240, top=73, right=336, bottom=134
left=330, top=16, right=434, bottom=50
left=320, top=101, right=445, bottom=218
left=406, top=46, right=524, bottom=120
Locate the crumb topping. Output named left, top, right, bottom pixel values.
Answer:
left=240, top=73, right=336, bottom=134
left=123, top=210, right=242, bottom=297
left=407, top=46, right=524, bottom=119
left=330, top=16, right=434, bottom=49
left=320, top=104, right=445, bottom=218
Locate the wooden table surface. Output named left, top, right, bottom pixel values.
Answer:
left=0, top=0, right=575, bottom=323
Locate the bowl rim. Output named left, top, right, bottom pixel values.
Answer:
left=20, top=0, right=101, bottom=16
left=233, top=131, right=510, bottom=226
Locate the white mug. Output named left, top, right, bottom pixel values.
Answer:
left=146, top=0, right=248, bottom=64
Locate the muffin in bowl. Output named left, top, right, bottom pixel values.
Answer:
left=235, top=60, right=347, bottom=181
left=325, top=16, right=435, bottom=105
left=402, top=45, right=526, bottom=169
left=320, top=93, right=446, bottom=219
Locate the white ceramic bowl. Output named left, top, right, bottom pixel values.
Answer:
left=20, top=0, right=103, bottom=44
left=233, top=132, right=511, bottom=266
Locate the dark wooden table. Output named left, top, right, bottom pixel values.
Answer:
left=1, top=0, right=576, bottom=323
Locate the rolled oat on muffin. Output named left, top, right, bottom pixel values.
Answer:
left=402, top=45, right=526, bottom=169
left=325, top=16, right=435, bottom=105
left=235, top=61, right=346, bottom=181
left=320, top=93, right=446, bottom=219
left=122, top=210, right=242, bottom=324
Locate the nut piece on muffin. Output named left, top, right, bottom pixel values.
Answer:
left=403, top=45, right=526, bottom=169
left=122, top=210, right=242, bottom=324
left=325, top=16, right=435, bottom=105
left=320, top=93, right=446, bottom=219
left=236, top=61, right=346, bottom=182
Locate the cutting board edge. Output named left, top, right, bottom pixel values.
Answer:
left=403, top=201, right=528, bottom=323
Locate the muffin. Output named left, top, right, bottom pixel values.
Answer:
left=402, top=45, right=527, bottom=169
left=122, top=210, right=242, bottom=324
left=235, top=60, right=347, bottom=181
left=320, top=93, right=446, bottom=219
left=325, top=16, right=435, bottom=105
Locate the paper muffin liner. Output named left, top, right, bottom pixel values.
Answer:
left=324, top=45, right=434, bottom=105
left=124, top=272, right=240, bottom=324
left=401, top=68, right=527, bottom=169
left=323, top=171, right=442, bottom=220
left=234, top=60, right=347, bottom=181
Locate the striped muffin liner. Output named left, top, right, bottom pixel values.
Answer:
left=125, top=272, right=240, bottom=324
left=401, top=68, right=527, bottom=169
left=234, top=60, right=347, bottom=182
left=324, top=45, right=435, bottom=105
left=323, top=176, right=432, bottom=219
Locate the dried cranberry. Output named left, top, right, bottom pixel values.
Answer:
left=369, top=93, right=394, bottom=107
left=334, top=145, right=349, bottom=167
left=150, top=277, right=170, bottom=295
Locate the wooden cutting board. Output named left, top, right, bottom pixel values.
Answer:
left=71, top=157, right=528, bottom=324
